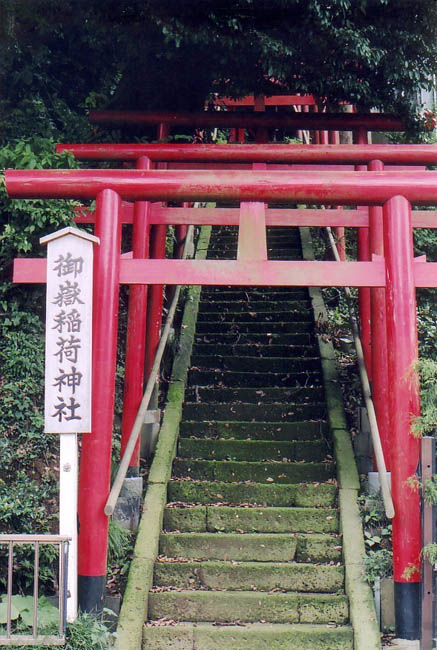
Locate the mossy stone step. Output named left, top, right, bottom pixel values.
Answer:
left=148, top=590, right=348, bottom=624
left=201, top=285, right=308, bottom=295
left=167, top=480, right=336, bottom=507
left=199, top=290, right=309, bottom=301
left=194, top=333, right=314, bottom=346
left=199, top=294, right=311, bottom=313
left=188, top=368, right=322, bottom=388
left=153, top=559, right=344, bottom=592
left=184, top=385, right=324, bottom=404
left=182, top=401, right=325, bottom=422
left=196, top=311, right=313, bottom=323
left=198, top=302, right=311, bottom=314
left=195, top=321, right=314, bottom=333
left=190, top=356, right=321, bottom=373
left=180, top=419, right=328, bottom=441
left=178, top=438, right=328, bottom=463
left=143, top=622, right=353, bottom=650
left=159, top=532, right=342, bottom=563
left=163, top=506, right=339, bottom=534
left=172, top=458, right=334, bottom=484
left=207, top=250, right=303, bottom=260
left=208, top=239, right=301, bottom=248
left=192, top=343, right=316, bottom=357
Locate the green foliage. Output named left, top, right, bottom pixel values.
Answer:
left=359, top=492, right=393, bottom=584
left=4, top=612, right=114, bottom=649
left=107, top=521, right=133, bottom=576
left=64, top=614, right=113, bottom=650
left=417, top=298, right=437, bottom=361
left=2, top=0, right=437, bottom=123
left=423, top=543, right=437, bottom=565
left=423, top=474, right=437, bottom=506
left=363, top=549, right=393, bottom=585
left=0, top=594, right=59, bottom=630
left=411, top=359, right=437, bottom=437
left=0, top=138, right=79, bottom=277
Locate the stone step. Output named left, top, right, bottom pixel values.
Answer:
left=178, top=438, right=328, bottom=463
left=195, top=321, right=314, bottom=334
left=206, top=249, right=302, bottom=259
left=198, top=301, right=310, bottom=313
left=196, top=311, right=313, bottom=323
left=192, top=343, right=316, bottom=357
left=184, top=385, right=324, bottom=404
left=172, top=458, right=334, bottom=484
left=159, top=532, right=342, bottom=563
left=187, top=369, right=322, bottom=388
left=208, top=232, right=301, bottom=243
left=167, top=480, right=336, bottom=507
left=180, top=419, right=327, bottom=441
left=194, top=333, right=315, bottom=346
left=190, top=356, right=321, bottom=373
left=148, top=589, right=348, bottom=625
left=199, top=290, right=309, bottom=301
left=182, top=401, right=325, bottom=422
left=201, top=285, right=307, bottom=294
left=143, top=622, right=353, bottom=650
left=153, top=559, right=344, bottom=593
left=163, top=506, right=339, bottom=534
left=185, top=386, right=324, bottom=404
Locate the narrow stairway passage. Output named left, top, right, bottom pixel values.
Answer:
left=144, top=226, right=354, bottom=650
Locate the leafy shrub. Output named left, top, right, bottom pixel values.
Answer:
left=364, top=549, right=393, bottom=585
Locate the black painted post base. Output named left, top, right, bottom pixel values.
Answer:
left=394, top=582, right=421, bottom=640
left=78, top=575, right=105, bottom=614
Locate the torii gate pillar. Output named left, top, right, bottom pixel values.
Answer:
left=383, top=195, right=421, bottom=640
left=78, top=189, right=122, bottom=612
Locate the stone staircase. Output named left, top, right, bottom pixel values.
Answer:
left=143, top=226, right=354, bottom=649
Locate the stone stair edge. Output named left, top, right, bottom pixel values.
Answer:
left=114, top=226, right=212, bottom=650
left=299, top=226, right=381, bottom=650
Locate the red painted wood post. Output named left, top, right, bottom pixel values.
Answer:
left=166, top=203, right=189, bottom=304
left=311, top=105, right=320, bottom=144
left=145, top=122, right=170, bottom=376
left=157, top=122, right=170, bottom=141
left=319, top=129, right=329, bottom=145
left=368, top=159, right=390, bottom=469
left=329, top=130, right=346, bottom=260
left=78, top=189, right=122, bottom=612
left=145, top=222, right=166, bottom=376
left=237, top=128, right=246, bottom=143
left=120, top=156, right=151, bottom=471
left=254, top=94, right=269, bottom=144
left=174, top=204, right=189, bottom=259
left=354, top=127, right=372, bottom=379
left=383, top=195, right=421, bottom=640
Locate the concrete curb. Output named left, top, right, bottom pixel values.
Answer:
left=114, top=226, right=211, bottom=650
left=300, top=226, right=381, bottom=650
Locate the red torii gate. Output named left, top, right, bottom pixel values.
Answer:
left=8, top=167, right=437, bottom=640
left=56, top=141, right=437, bottom=488
left=73, top=110, right=412, bottom=390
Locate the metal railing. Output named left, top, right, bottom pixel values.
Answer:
left=0, top=535, right=69, bottom=646
left=105, top=224, right=195, bottom=516
left=325, top=226, right=394, bottom=519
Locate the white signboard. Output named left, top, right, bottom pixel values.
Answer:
left=42, top=227, right=98, bottom=432
left=41, top=227, right=98, bottom=621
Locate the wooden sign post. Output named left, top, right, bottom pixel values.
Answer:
left=40, top=227, right=99, bottom=622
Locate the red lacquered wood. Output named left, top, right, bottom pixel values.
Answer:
left=120, top=156, right=151, bottom=469
left=78, top=189, right=121, bottom=579
left=383, top=196, right=421, bottom=584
